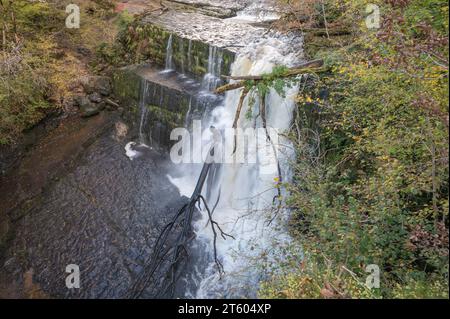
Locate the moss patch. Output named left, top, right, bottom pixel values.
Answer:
left=123, top=23, right=235, bottom=79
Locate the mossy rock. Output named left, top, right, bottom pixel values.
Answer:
left=112, top=67, right=141, bottom=108
left=127, top=23, right=235, bottom=79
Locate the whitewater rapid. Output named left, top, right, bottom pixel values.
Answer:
left=168, top=36, right=303, bottom=298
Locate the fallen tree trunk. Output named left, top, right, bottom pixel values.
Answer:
left=221, top=59, right=324, bottom=81
left=215, top=81, right=247, bottom=94
left=215, top=59, right=326, bottom=94
left=231, top=87, right=250, bottom=154
left=128, top=148, right=231, bottom=298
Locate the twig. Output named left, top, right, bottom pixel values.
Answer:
left=128, top=148, right=233, bottom=298
left=232, top=87, right=249, bottom=154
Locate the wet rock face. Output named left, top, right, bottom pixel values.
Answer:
left=0, top=219, right=10, bottom=254
left=112, top=68, right=142, bottom=107
left=74, top=76, right=114, bottom=118
left=168, top=0, right=249, bottom=18
left=141, top=10, right=266, bottom=52
left=113, top=64, right=220, bottom=149
left=129, top=23, right=235, bottom=80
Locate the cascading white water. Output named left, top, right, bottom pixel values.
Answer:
left=164, top=34, right=174, bottom=71
left=125, top=78, right=153, bottom=161
left=127, top=4, right=304, bottom=295
left=170, top=37, right=303, bottom=298
left=201, top=46, right=223, bottom=93
left=138, top=79, right=150, bottom=145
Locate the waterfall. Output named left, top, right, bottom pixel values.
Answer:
left=179, top=37, right=186, bottom=74
left=170, top=39, right=301, bottom=298
left=227, top=1, right=282, bottom=23
left=201, top=46, right=223, bottom=93
left=138, top=79, right=150, bottom=145
left=185, top=97, right=193, bottom=128
left=187, top=39, right=192, bottom=74
left=128, top=21, right=303, bottom=297
left=164, top=34, right=174, bottom=71
left=125, top=78, right=153, bottom=161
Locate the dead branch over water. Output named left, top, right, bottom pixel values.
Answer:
left=128, top=150, right=232, bottom=298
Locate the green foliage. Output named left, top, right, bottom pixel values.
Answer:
left=404, top=0, right=449, bottom=33
left=116, top=11, right=135, bottom=32
left=261, top=0, right=449, bottom=298
left=0, top=63, right=52, bottom=144
left=94, top=41, right=123, bottom=67
left=92, top=11, right=138, bottom=68
left=259, top=257, right=380, bottom=299
left=243, top=66, right=297, bottom=101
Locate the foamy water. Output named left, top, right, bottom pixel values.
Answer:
left=169, top=37, right=303, bottom=298
left=128, top=2, right=304, bottom=297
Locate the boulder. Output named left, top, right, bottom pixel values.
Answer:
left=113, top=121, right=129, bottom=142
left=75, top=95, right=100, bottom=117
left=76, top=93, right=116, bottom=113
left=74, top=95, right=90, bottom=108
left=80, top=76, right=112, bottom=96
left=88, top=92, right=103, bottom=103
left=80, top=103, right=101, bottom=118
left=98, top=101, right=106, bottom=111
left=3, top=257, right=19, bottom=274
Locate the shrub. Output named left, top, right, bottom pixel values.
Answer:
left=260, top=0, right=449, bottom=299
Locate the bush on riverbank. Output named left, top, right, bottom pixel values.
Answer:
left=260, top=0, right=449, bottom=298
left=0, top=0, right=118, bottom=145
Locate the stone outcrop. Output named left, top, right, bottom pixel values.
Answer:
left=74, top=76, right=116, bottom=118
left=128, top=22, right=236, bottom=80
left=113, top=64, right=219, bottom=148
left=140, top=10, right=266, bottom=51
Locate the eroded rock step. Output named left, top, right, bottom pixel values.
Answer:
left=120, top=2, right=270, bottom=79
left=166, top=0, right=285, bottom=20
left=166, top=0, right=249, bottom=18
left=115, top=2, right=303, bottom=150
left=113, top=64, right=221, bottom=148
left=127, top=0, right=302, bottom=79
left=142, top=9, right=266, bottom=51
left=134, top=3, right=290, bottom=79
left=131, top=21, right=236, bottom=80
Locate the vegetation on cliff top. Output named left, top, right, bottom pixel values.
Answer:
left=0, top=0, right=119, bottom=145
